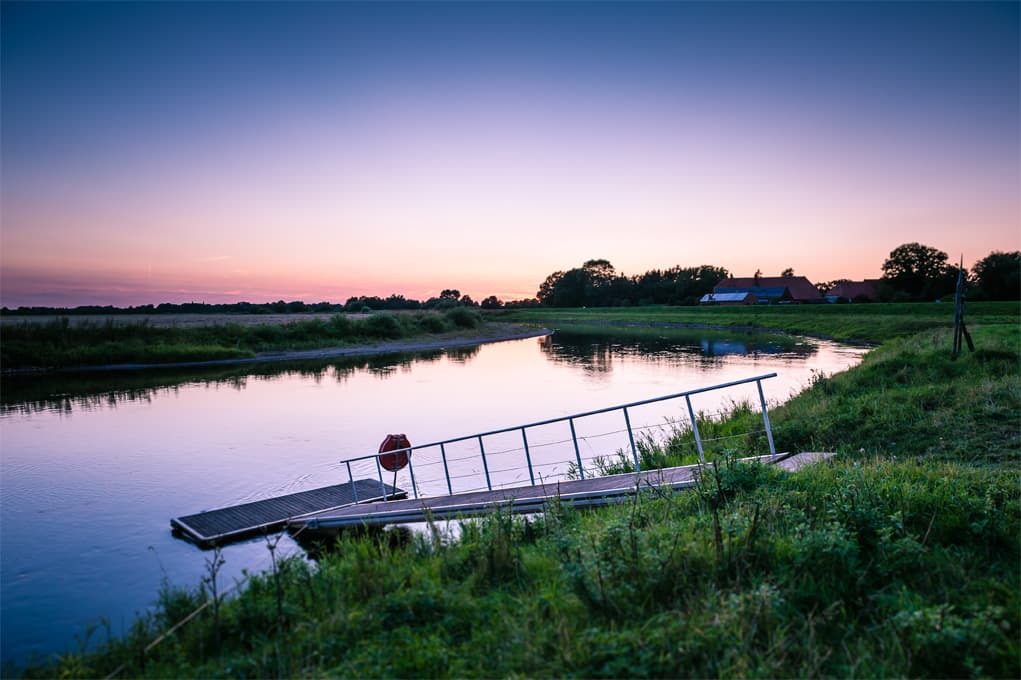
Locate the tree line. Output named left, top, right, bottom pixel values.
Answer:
left=871, top=243, right=1019, bottom=302
left=3, top=244, right=1016, bottom=317
left=533, top=246, right=1018, bottom=308
left=535, top=259, right=730, bottom=307
left=1, top=289, right=532, bottom=317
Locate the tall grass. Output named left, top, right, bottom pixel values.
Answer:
left=1, top=309, right=484, bottom=370
left=21, top=457, right=1018, bottom=678
left=584, top=399, right=774, bottom=477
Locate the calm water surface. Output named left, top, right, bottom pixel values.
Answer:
left=1, top=331, right=866, bottom=665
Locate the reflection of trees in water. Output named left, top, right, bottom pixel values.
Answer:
left=539, top=331, right=817, bottom=373
left=1, top=345, right=481, bottom=415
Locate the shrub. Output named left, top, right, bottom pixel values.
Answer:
left=360, top=313, right=405, bottom=339
left=329, top=314, right=354, bottom=338
left=445, top=307, right=481, bottom=329
left=416, top=313, right=450, bottom=334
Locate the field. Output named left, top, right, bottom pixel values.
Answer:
left=497, top=300, right=1019, bottom=344
left=0, top=312, right=348, bottom=328
left=11, top=302, right=1021, bottom=678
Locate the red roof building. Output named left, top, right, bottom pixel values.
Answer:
left=827, top=280, right=880, bottom=302
left=713, top=276, right=823, bottom=303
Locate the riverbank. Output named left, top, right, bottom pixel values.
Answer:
left=497, top=300, right=1019, bottom=345
left=0, top=310, right=547, bottom=373
left=12, top=308, right=1020, bottom=678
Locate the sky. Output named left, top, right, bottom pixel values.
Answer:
left=2, top=1, right=1018, bottom=308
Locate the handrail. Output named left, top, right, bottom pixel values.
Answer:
left=340, top=372, right=779, bottom=501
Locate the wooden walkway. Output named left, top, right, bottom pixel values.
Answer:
left=289, top=452, right=833, bottom=537
left=172, top=479, right=405, bottom=548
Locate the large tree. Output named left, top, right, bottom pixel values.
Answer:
left=536, top=260, right=623, bottom=307
left=880, top=243, right=958, bottom=301
left=971, top=251, right=1021, bottom=300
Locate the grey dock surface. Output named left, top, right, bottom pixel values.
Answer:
left=290, top=452, right=832, bottom=533
left=172, top=479, right=406, bottom=547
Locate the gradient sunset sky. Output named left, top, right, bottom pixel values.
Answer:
left=2, top=1, right=1018, bottom=308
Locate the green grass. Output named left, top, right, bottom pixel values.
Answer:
left=22, top=458, right=1018, bottom=678
left=590, top=323, right=1019, bottom=471
left=0, top=310, right=484, bottom=370
left=12, top=304, right=1021, bottom=678
left=497, top=300, right=1019, bottom=344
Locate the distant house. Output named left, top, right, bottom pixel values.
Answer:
left=826, top=279, right=880, bottom=303
left=699, top=291, right=758, bottom=305
left=711, top=276, right=823, bottom=304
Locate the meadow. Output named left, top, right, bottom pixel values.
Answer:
left=497, top=300, right=1019, bottom=344
left=11, top=301, right=1021, bottom=678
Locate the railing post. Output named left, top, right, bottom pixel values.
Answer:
left=375, top=455, right=388, bottom=500
left=568, top=418, right=585, bottom=480
left=685, top=395, right=706, bottom=463
left=346, top=460, right=359, bottom=503
left=440, top=443, right=453, bottom=496
left=478, top=436, right=492, bottom=491
left=623, top=407, right=640, bottom=472
left=407, top=447, right=418, bottom=499
left=521, top=427, right=536, bottom=486
left=756, top=379, right=777, bottom=459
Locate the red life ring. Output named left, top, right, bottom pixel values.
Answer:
left=378, top=434, right=411, bottom=472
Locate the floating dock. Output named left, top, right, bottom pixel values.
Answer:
left=288, top=452, right=832, bottom=540
left=172, top=479, right=406, bottom=548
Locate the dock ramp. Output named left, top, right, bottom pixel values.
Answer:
left=289, top=452, right=834, bottom=537
left=172, top=479, right=405, bottom=548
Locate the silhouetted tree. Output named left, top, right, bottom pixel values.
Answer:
left=536, top=270, right=566, bottom=306
left=480, top=296, right=503, bottom=309
left=881, top=242, right=958, bottom=301
left=781, top=268, right=795, bottom=278
left=971, top=251, right=1021, bottom=300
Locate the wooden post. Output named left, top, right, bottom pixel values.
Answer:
left=952, top=255, right=974, bottom=360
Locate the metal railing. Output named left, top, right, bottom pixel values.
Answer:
left=339, top=372, right=778, bottom=502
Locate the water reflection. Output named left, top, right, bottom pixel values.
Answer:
left=1, top=345, right=481, bottom=415
left=539, top=329, right=816, bottom=373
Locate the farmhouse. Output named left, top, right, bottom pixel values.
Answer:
left=708, top=276, right=823, bottom=304
left=698, top=291, right=759, bottom=305
left=826, top=279, right=880, bottom=303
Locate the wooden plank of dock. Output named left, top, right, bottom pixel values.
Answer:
left=289, top=452, right=832, bottom=534
left=172, top=479, right=406, bottom=548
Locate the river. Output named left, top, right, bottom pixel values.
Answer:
left=0, top=329, right=866, bottom=665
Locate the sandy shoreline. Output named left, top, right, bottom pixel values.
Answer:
left=20, top=324, right=552, bottom=374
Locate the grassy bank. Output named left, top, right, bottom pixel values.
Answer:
left=0, top=309, right=484, bottom=370
left=498, top=300, right=1019, bottom=344
left=28, top=459, right=1018, bottom=679
left=16, top=309, right=1019, bottom=677
left=1, top=346, right=482, bottom=414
